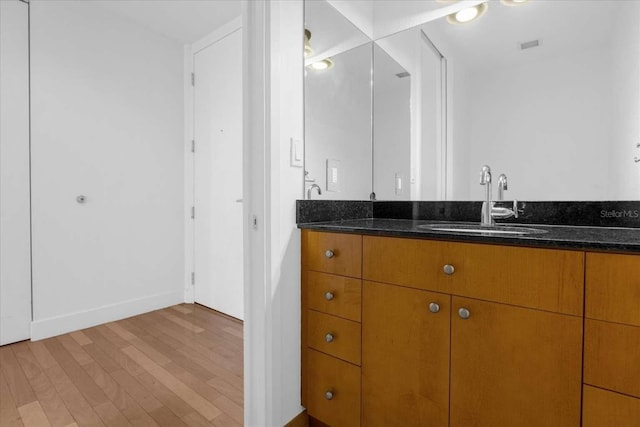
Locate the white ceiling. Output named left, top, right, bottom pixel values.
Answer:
left=418, top=0, right=620, bottom=73
left=82, top=0, right=241, bottom=44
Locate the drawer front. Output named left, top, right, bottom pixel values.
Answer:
left=307, top=271, right=362, bottom=322
left=583, top=385, right=640, bottom=427
left=584, top=319, right=640, bottom=398
left=303, top=231, right=362, bottom=278
left=363, top=236, right=584, bottom=315
left=586, top=252, right=640, bottom=326
left=308, top=310, right=361, bottom=365
left=307, top=349, right=361, bottom=427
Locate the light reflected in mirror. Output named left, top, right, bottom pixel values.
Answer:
left=305, top=0, right=640, bottom=201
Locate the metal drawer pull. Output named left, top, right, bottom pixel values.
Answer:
left=458, top=308, right=471, bottom=319
left=325, top=390, right=334, bottom=400
left=325, top=291, right=334, bottom=301
left=325, top=249, right=335, bottom=258
left=429, top=302, right=440, bottom=313
left=325, top=333, right=334, bottom=343
left=443, top=264, right=455, bottom=275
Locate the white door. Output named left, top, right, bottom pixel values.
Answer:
left=0, top=0, right=31, bottom=345
left=193, top=29, right=244, bottom=320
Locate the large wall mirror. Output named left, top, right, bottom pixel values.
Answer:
left=304, top=0, right=640, bottom=201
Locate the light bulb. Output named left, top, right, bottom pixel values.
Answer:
left=446, top=3, right=488, bottom=25
left=455, top=7, right=479, bottom=23
left=308, top=58, right=334, bottom=71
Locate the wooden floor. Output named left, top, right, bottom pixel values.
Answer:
left=0, top=304, right=243, bottom=427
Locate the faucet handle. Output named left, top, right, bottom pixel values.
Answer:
left=513, top=200, right=524, bottom=219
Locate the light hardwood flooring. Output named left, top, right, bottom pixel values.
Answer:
left=0, top=304, right=243, bottom=427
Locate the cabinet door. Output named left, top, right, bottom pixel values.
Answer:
left=362, top=281, right=450, bottom=427
left=582, top=385, right=640, bottom=427
left=450, top=297, right=582, bottom=427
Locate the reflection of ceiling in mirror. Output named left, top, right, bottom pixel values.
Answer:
left=85, top=1, right=241, bottom=44
left=305, top=0, right=371, bottom=64
left=418, top=0, right=620, bottom=73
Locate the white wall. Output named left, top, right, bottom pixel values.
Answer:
left=269, top=2, right=305, bottom=423
left=461, top=46, right=612, bottom=201
left=305, top=43, right=372, bottom=200
left=609, top=1, right=640, bottom=200
left=243, top=1, right=305, bottom=425
left=0, top=0, right=32, bottom=345
left=30, top=1, right=185, bottom=339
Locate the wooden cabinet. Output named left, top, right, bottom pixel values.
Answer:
left=362, top=234, right=584, bottom=425
left=302, top=231, right=362, bottom=426
left=582, top=385, right=640, bottom=427
left=302, top=230, right=638, bottom=426
left=363, top=236, right=584, bottom=315
left=586, top=252, right=640, bottom=326
left=362, top=281, right=450, bottom=427
left=450, top=296, right=582, bottom=427
left=583, top=252, right=640, bottom=425
left=306, top=349, right=360, bottom=427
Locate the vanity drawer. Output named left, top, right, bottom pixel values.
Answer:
left=586, top=252, right=640, bottom=326
left=363, top=236, right=584, bottom=315
left=303, top=230, right=362, bottom=278
left=307, top=349, right=361, bottom=427
left=302, top=230, right=362, bottom=277
left=582, top=385, right=640, bottom=427
left=584, top=319, right=640, bottom=398
left=307, top=271, right=361, bottom=322
left=308, top=310, right=361, bottom=365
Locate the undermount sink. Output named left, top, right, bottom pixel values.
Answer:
left=417, top=222, right=548, bottom=236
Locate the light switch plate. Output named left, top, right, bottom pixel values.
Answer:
left=326, top=159, right=340, bottom=192
left=290, top=138, right=303, bottom=168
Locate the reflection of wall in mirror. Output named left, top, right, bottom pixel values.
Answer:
left=374, top=29, right=443, bottom=200
left=447, top=1, right=640, bottom=201
left=305, top=44, right=372, bottom=200
left=610, top=0, right=640, bottom=199
left=373, top=44, right=411, bottom=200
left=436, top=1, right=640, bottom=201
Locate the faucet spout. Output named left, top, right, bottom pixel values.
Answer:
left=497, top=174, right=508, bottom=201
left=306, top=184, right=322, bottom=199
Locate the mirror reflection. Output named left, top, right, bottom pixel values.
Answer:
left=304, top=0, right=373, bottom=199
left=305, top=0, right=640, bottom=201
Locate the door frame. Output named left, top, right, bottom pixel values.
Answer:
left=183, top=17, right=242, bottom=304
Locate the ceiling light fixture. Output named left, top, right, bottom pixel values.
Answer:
left=308, top=58, right=334, bottom=71
left=501, top=0, right=529, bottom=5
left=446, top=3, right=488, bottom=24
left=304, top=29, right=313, bottom=58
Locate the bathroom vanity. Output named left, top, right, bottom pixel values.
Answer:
left=299, top=217, right=640, bottom=427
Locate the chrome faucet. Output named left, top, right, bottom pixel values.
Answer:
left=497, top=174, right=508, bottom=201
left=480, top=165, right=493, bottom=226
left=307, top=183, right=322, bottom=199
left=480, top=166, right=521, bottom=225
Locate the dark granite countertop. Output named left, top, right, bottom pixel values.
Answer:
left=298, top=218, right=640, bottom=253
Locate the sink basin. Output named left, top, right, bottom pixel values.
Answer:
left=417, top=222, right=548, bottom=236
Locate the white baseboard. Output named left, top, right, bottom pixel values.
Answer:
left=30, top=290, right=184, bottom=341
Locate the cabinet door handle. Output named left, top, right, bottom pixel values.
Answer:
left=458, top=307, right=471, bottom=319
left=429, top=302, right=440, bottom=313
left=325, top=333, right=334, bottom=343
left=443, top=264, right=455, bottom=275
left=325, top=390, right=334, bottom=400
left=325, top=291, right=334, bottom=301
left=325, top=249, right=335, bottom=259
